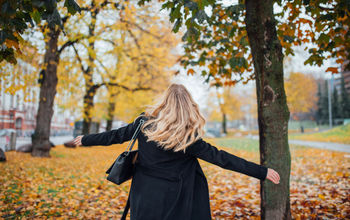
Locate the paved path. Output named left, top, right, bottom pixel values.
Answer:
left=0, top=136, right=74, bottom=152
left=246, top=135, right=350, bottom=153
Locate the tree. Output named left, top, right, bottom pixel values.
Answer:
left=284, top=72, right=317, bottom=120
left=281, top=0, right=350, bottom=73
left=69, top=0, right=179, bottom=134
left=0, top=0, right=80, bottom=64
left=70, top=0, right=116, bottom=135
left=136, top=0, right=349, bottom=217
left=209, top=86, right=243, bottom=134
left=0, top=41, right=41, bottom=100
left=244, top=3, right=291, bottom=218
left=32, top=15, right=83, bottom=157
left=0, top=4, right=81, bottom=157
left=135, top=0, right=347, bottom=218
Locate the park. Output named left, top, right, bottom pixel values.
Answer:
left=0, top=0, right=349, bottom=219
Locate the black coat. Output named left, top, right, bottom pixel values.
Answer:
left=81, top=112, right=268, bottom=220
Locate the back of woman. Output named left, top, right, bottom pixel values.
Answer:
left=75, top=83, right=280, bottom=220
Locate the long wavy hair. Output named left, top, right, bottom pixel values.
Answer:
left=141, top=83, right=206, bottom=152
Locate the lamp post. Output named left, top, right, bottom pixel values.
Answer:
left=328, top=74, right=334, bottom=129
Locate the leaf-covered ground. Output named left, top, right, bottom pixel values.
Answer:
left=1, top=139, right=349, bottom=219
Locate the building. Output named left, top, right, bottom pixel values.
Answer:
left=0, top=88, right=74, bottom=137
left=334, top=71, right=350, bottom=95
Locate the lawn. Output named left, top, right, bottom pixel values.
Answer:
left=1, top=138, right=349, bottom=219
left=288, top=123, right=350, bottom=144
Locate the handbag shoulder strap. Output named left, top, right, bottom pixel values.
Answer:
left=121, top=193, right=131, bottom=220
left=125, top=118, right=145, bottom=152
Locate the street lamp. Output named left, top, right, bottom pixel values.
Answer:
left=328, top=74, right=334, bottom=129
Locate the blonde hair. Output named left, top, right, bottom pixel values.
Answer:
left=141, top=83, right=206, bottom=152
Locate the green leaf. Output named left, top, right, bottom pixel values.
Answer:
left=170, top=5, right=182, bottom=22
left=64, top=0, right=81, bottom=15
left=318, top=33, right=330, bottom=44
left=161, top=1, right=174, bottom=10
left=198, top=0, right=209, bottom=10
left=30, top=9, right=41, bottom=24
left=229, top=57, right=248, bottom=69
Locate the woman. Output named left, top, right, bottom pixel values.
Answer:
left=73, top=83, right=280, bottom=220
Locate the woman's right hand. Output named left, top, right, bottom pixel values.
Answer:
left=266, top=168, right=280, bottom=184
left=73, top=135, right=84, bottom=146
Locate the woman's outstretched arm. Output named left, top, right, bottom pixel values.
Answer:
left=73, top=113, right=145, bottom=146
left=185, top=138, right=279, bottom=182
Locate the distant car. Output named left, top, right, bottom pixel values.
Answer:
left=204, top=128, right=222, bottom=138
left=0, top=129, right=16, bottom=137
left=0, top=129, right=17, bottom=151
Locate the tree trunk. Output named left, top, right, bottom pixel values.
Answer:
left=31, top=26, right=60, bottom=157
left=82, top=3, right=98, bottom=135
left=82, top=85, right=99, bottom=135
left=82, top=93, right=93, bottom=135
left=245, top=1, right=291, bottom=219
left=222, top=113, right=227, bottom=134
left=106, top=99, right=116, bottom=131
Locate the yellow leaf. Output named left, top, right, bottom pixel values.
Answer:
left=318, top=194, right=325, bottom=200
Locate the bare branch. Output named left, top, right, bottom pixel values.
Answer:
left=105, top=82, right=152, bottom=92
left=72, top=44, right=88, bottom=73
left=120, top=18, right=163, bottom=40
left=58, top=40, right=78, bottom=54
left=127, top=29, right=141, bottom=49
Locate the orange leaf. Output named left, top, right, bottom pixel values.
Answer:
left=325, top=67, right=338, bottom=74
left=187, top=69, right=195, bottom=75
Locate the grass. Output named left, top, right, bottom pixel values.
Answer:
left=288, top=123, right=350, bottom=144
left=211, top=137, right=308, bottom=153
left=225, top=123, right=350, bottom=145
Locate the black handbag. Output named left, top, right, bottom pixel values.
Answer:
left=105, top=118, right=145, bottom=185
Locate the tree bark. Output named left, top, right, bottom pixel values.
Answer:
left=106, top=92, right=118, bottom=131
left=106, top=104, right=114, bottom=131
left=222, top=113, right=227, bottom=134
left=82, top=84, right=100, bottom=135
left=245, top=1, right=291, bottom=219
left=31, top=26, right=60, bottom=157
left=82, top=1, right=98, bottom=135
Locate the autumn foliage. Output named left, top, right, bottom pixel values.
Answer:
left=1, top=140, right=349, bottom=219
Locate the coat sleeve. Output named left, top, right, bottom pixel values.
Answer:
left=185, top=138, right=268, bottom=181
left=81, top=113, right=145, bottom=146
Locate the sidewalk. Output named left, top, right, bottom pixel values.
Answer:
left=0, top=136, right=74, bottom=152
left=246, top=135, right=350, bottom=153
